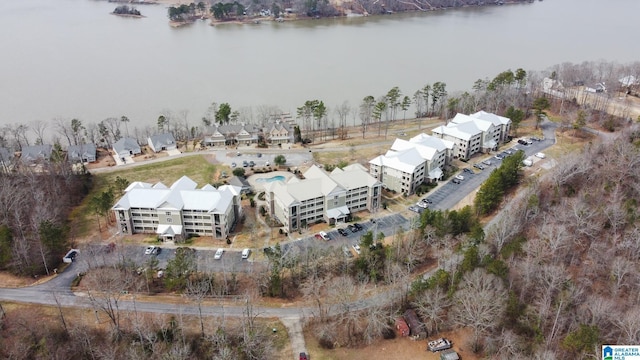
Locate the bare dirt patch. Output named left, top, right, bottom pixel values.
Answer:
left=305, top=327, right=480, bottom=360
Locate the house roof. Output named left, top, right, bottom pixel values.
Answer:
left=391, top=138, right=438, bottom=161
left=112, top=176, right=240, bottom=214
left=125, top=181, right=153, bottom=192
left=268, top=164, right=379, bottom=206
left=215, top=124, right=260, bottom=135
left=265, top=180, right=299, bottom=207
left=266, top=121, right=292, bottom=132
left=113, top=137, right=140, bottom=154
left=304, top=165, right=344, bottom=197
left=428, top=167, right=443, bottom=180
left=432, top=121, right=482, bottom=141
left=409, top=133, right=455, bottom=151
left=330, top=164, right=380, bottom=189
left=21, top=144, right=53, bottom=162
left=471, top=110, right=511, bottom=126
left=156, top=224, right=183, bottom=236
left=326, top=205, right=350, bottom=219
left=148, top=133, right=175, bottom=150
left=67, top=143, right=96, bottom=161
left=228, top=176, right=252, bottom=192
left=170, top=175, right=198, bottom=190
left=369, top=147, right=424, bottom=174
left=451, top=113, right=494, bottom=132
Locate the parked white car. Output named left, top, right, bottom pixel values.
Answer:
left=144, top=246, right=157, bottom=255
left=535, top=152, right=546, bottom=159
left=214, top=248, right=224, bottom=259
left=241, top=248, right=250, bottom=259
left=63, top=249, right=80, bottom=263
left=319, top=231, right=330, bottom=241
left=455, top=174, right=464, bottom=181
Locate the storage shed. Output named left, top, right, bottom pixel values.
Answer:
left=403, top=309, right=427, bottom=339
left=395, top=317, right=409, bottom=337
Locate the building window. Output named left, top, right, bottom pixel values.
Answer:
left=165, top=211, right=171, bottom=216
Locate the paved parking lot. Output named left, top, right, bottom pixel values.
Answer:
left=79, top=213, right=409, bottom=274
left=284, top=213, right=410, bottom=254
left=215, top=149, right=314, bottom=168
left=420, top=121, right=557, bottom=212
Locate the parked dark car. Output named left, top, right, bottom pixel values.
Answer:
left=353, top=223, right=363, bottom=231
left=348, top=224, right=357, bottom=233
left=463, top=168, right=473, bottom=174
left=517, top=139, right=528, bottom=145
left=452, top=178, right=461, bottom=184
left=299, top=352, right=308, bottom=360
left=338, top=228, right=349, bottom=236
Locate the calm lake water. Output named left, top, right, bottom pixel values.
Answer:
left=1, top=0, right=639, bottom=128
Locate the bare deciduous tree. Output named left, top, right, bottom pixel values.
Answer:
left=186, top=275, right=213, bottom=337
left=84, top=267, right=133, bottom=338
left=414, top=287, right=450, bottom=334
left=451, top=269, right=507, bottom=352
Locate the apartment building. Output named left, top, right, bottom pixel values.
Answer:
left=112, top=176, right=242, bottom=241
left=369, top=133, right=454, bottom=194
left=470, top=110, right=512, bottom=143
left=264, top=164, right=382, bottom=232
left=432, top=112, right=511, bottom=160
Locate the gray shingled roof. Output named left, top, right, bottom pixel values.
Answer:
left=148, top=133, right=175, bottom=150
left=67, top=143, right=96, bottom=161
left=21, top=145, right=53, bottom=163
left=113, top=137, right=140, bottom=154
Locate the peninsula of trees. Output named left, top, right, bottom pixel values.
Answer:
left=167, top=0, right=533, bottom=24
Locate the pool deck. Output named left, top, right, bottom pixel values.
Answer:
left=247, top=171, right=295, bottom=192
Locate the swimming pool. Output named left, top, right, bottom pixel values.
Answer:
left=255, top=175, right=286, bottom=183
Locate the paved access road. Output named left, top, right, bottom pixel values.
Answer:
left=425, top=119, right=558, bottom=211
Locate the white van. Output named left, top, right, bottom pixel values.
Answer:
left=241, top=248, right=250, bottom=259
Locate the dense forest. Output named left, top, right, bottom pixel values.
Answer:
left=0, top=165, right=91, bottom=277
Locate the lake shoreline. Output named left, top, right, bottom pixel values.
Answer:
left=161, top=0, right=531, bottom=27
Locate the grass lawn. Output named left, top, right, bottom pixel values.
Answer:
left=72, top=155, right=219, bottom=239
